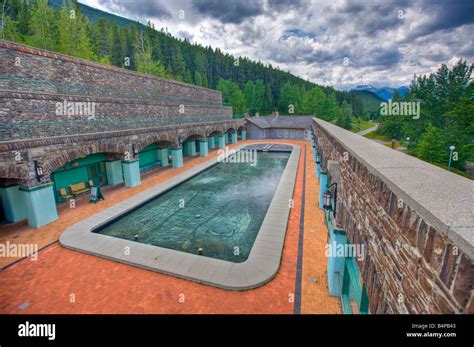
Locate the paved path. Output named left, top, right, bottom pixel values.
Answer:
left=356, top=123, right=379, bottom=136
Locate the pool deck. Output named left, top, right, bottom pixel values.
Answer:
left=0, top=140, right=340, bottom=314
left=60, top=144, right=300, bottom=290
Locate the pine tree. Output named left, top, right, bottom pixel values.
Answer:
left=110, top=21, right=123, bottom=67
left=27, top=0, right=58, bottom=51
left=16, top=0, right=31, bottom=38
left=57, top=1, right=94, bottom=60
left=93, top=18, right=111, bottom=58
left=171, top=46, right=186, bottom=80
left=135, top=46, right=169, bottom=78
left=194, top=71, right=203, bottom=86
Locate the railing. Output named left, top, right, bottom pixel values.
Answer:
left=0, top=75, right=230, bottom=107
left=0, top=115, right=236, bottom=141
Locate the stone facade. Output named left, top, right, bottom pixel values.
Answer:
left=0, top=40, right=223, bottom=103
left=0, top=91, right=233, bottom=140
left=312, top=118, right=473, bottom=314
left=0, top=119, right=245, bottom=187
left=0, top=40, right=243, bottom=188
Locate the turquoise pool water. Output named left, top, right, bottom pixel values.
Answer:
left=95, top=151, right=290, bottom=262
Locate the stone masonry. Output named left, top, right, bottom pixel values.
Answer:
left=0, top=41, right=222, bottom=103
left=313, top=118, right=473, bottom=314
left=0, top=40, right=243, bottom=188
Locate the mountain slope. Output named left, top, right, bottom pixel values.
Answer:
left=350, top=90, right=385, bottom=118
left=48, top=0, right=140, bottom=27
left=350, top=85, right=409, bottom=101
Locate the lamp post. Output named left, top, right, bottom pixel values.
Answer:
left=323, top=183, right=338, bottom=218
left=448, top=145, right=455, bottom=171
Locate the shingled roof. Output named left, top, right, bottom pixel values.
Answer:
left=247, top=116, right=313, bottom=129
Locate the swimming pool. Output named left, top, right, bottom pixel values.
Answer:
left=95, top=151, right=290, bottom=262
left=60, top=143, right=300, bottom=290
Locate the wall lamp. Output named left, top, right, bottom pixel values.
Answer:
left=323, top=183, right=338, bottom=218
left=316, top=152, right=321, bottom=164
left=132, top=144, right=139, bottom=158
left=34, top=160, right=44, bottom=183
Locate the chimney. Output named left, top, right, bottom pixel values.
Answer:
left=255, top=112, right=260, bottom=118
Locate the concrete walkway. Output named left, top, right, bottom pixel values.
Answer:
left=356, top=123, right=379, bottom=136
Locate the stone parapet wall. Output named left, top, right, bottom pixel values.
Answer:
left=312, top=118, right=473, bottom=314
left=0, top=40, right=222, bottom=103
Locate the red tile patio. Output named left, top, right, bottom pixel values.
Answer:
left=0, top=140, right=340, bottom=314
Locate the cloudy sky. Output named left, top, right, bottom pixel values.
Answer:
left=80, top=0, right=474, bottom=89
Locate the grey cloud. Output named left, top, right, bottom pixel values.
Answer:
left=191, top=0, right=265, bottom=24
left=178, top=30, right=194, bottom=42
left=403, top=0, right=474, bottom=40
left=97, top=0, right=171, bottom=19
left=266, top=0, right=307, bottom=11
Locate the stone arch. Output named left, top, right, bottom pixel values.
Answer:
left=179, top=128, right=207, bottom=141
left=43, top=142, right=127, bottom=176
left=134, top=129, right=177, bottom=152
left=209, top=130, right=223, bottom=136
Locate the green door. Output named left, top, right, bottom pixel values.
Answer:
left=88, top=163, right=108, bottom=186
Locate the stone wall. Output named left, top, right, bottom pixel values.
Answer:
left=0, top=40, right=223, bottom=103
left=312, top=118, right=473, bottom=314
left=0, top=40, right=243, bottom=186
left=0, top=91, right=232, bottom=140
left=0, top=119, right=246, bottom=187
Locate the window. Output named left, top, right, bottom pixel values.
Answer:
left=283, top=129, right=289, bottom=138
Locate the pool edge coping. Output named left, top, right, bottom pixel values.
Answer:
left=60, top=142, right=301, bottom=291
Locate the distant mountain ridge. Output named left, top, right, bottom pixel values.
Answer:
left=349, top=84, right=410, bottom=101
left=48, top=0, right=143, bottom=27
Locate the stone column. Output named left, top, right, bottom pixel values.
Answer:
left=185, top=141, right=196, bottom=157
left=122, top=160, right=141, bottom=188
left=231, top=132, right=238, bottom=144
left=20, top=183, right=58, bottom=228
left=318, top=172, right=328, bottom=209
left=224, top=133, right=229, bottom=144
left=105, top=160, right=124, bottom=186
left=316, top=162, right=321, bottom=177
left=208, top=136, right=215, bottom=150
left=199, top=140, right=209, bottom=157
left=0, top=184, right=27, bottom=223
left=217, top=135, right=226, bottom=149
left=157, top=147, right=169, bottom=167
left=327, top=229, right=349, bottom=296
left=241, top=130, right=247, bottom=140
left=171, top=147, right=183, bottom=168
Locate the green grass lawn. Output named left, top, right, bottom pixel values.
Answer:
left=363, top=130, right=391, bottom=142
left=351, top=117, right=376, bottom=133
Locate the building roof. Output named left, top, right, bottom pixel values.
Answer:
left=247, top=116, right=313, bottom=130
